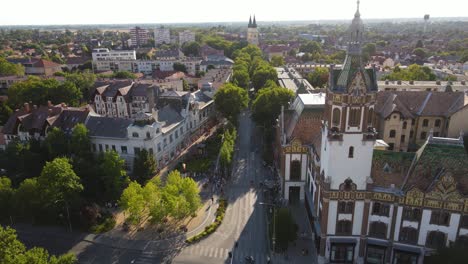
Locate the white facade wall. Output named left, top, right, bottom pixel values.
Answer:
left=155, top=28, right=170, bottom=44
left=179, top=30, right=195, bottom=45
left=92, top=50, right=136, bottom=61
left=321, top=128, right=374, bottom=190
left=328, top=200, right=338, bottom=234
left=393, top=206, right=404, bottom=241
left=418, top=210, right=461, bottom=247
left=352, top=201, right=364, bottom=235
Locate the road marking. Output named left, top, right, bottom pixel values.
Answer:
left=208, top=247, right=214, bottom=257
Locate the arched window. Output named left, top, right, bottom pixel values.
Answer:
left=369, top=222, right=387, bottom=239
left=336, top=220, right=352, bottom=235
left=399, top=227, right=418, bottom=243
left=332, top=108, right=341, bottom=126
left=426, top=231, right=446, bottom=248
left=422, top=119, right=429, bottom=127
left=146, top=132, right=151, bottom=139
left=402, top=121, right=407, bottom=129
left=367, top=108, right=374, bottom=125
left=349, top=108, right=361, bottom=127
left=338, top=201, right=354, bottom=214
left=348, top=146, right=354, bottom=158
left=132, top=132, right=139, bottom=138
left=290, top=160, right=301, bottom=181
left=389, top=130, right=396, bottom=138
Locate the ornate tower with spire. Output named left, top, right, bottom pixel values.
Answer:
left=247, top=15, right=259, bottom=46
left=320, top=0, right=378, bottom=191
left=316, top=3, right=380, bottom=264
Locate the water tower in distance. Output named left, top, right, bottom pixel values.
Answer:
left=423, top=14, right=430, bottom=34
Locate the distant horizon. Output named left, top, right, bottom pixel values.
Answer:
left=1, top=16, right=467, bottom=29
left=1, top=0, right=467, bottom=26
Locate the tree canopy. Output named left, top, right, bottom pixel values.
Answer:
left=97, top=151, right=129, bottom=202
left=0, top=57, right=24, bottom=76
left=182, top=41, right=200, bottom=57
left=7, top=77, right=82, bottom=108
left=273, top=208, right=298, bottom=252
left=252, top=84, right=294, bottom=126
left=0, top=226, right=77, bottom=264
left=384, top=64, right=436, bottom=81
left=38, top=157, right=83, bottom=204
left=214, top=83, right=249, bottom=124
left=173, top=62, right=187, bottom=73
left=306, top=67, right=329, bottom=88
left=270, top=55, right=285, bottom=67
left=132, top=149, right=157, bottom=184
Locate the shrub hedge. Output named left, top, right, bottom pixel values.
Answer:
left=186, top=199, right=227, bottom=244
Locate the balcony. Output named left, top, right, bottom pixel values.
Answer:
left=327, top=127, right=343, bottom=141
left=363, top=126, right=378, bottom=141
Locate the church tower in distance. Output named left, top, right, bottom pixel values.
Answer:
left=247, top=15, right=259, bottom=46
left=320, top=0, right=378, bottom=191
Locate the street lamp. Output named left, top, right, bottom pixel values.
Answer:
left=260, top=202, right=277, bottom=253
left=55, top=199, right=72, bottom=233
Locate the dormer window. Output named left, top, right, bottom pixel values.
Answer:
left=146, top=132, right=151, bottom=139
left=132, top=132, right=139, bottom=138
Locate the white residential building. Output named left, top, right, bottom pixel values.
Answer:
left=178, top=30, right=195, bottom=45
left=92, top=49, right=136, bottom=72
left=154, top=27, right=171, bottom=45
left=130, top=27, right=149, bottom=47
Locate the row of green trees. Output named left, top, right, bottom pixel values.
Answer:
left=231, top=45, right=277, bottom=90
left=219, top=127, right=237, bottom=177
left=119, top=170, right=201, bottom=225
left=0, top=124, right=129, bottom=226
left=5, top=72, right=96, bottom=110
left=384, top=64, right=437, bottom=81
left=0, top=226, right=76, bottom=264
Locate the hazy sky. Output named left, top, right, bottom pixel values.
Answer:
left=1, top=0, right=467, bottom=25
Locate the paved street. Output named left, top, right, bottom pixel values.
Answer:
left=13, top=111, right=276, bottom=264
left=173, top=111, right=270, bottom=264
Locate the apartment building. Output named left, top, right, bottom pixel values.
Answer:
left=154, top=27, right=171, bottom=45
left=91, top=48, right=136, bottom=72
left=178, top=30, right=195, bottom=45
left=130, top=27, right=149, bottom=47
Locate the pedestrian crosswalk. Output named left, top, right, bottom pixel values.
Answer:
left=179, top=245, right=269, bottom=262
left=131, top=252, right=161, bottom=264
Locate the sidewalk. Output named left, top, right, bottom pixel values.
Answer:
left=156, top=123, right=221, bottom=181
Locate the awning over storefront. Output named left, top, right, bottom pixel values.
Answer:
left=367, top=238, right=390, bottom=247
left=393, top=243, right=422, bottom=254
left=329, top=237, right=358, bottom=244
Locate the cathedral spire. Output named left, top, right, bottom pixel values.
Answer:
left=253, top=15, right=257, bottom=27
left=355, top=0, right=360, bottom=18
left=248, top=16, right=252, bottom=27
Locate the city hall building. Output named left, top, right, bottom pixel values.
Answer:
left=276, top=3, right=468, bottom=264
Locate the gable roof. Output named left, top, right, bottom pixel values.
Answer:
left=51, top=107, right=90, bottom=135
left=375, top=91, right=465, bottom=119
left=402, top=137, right=468, bottom=195
left=86, top=116, right=133, bottom=138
